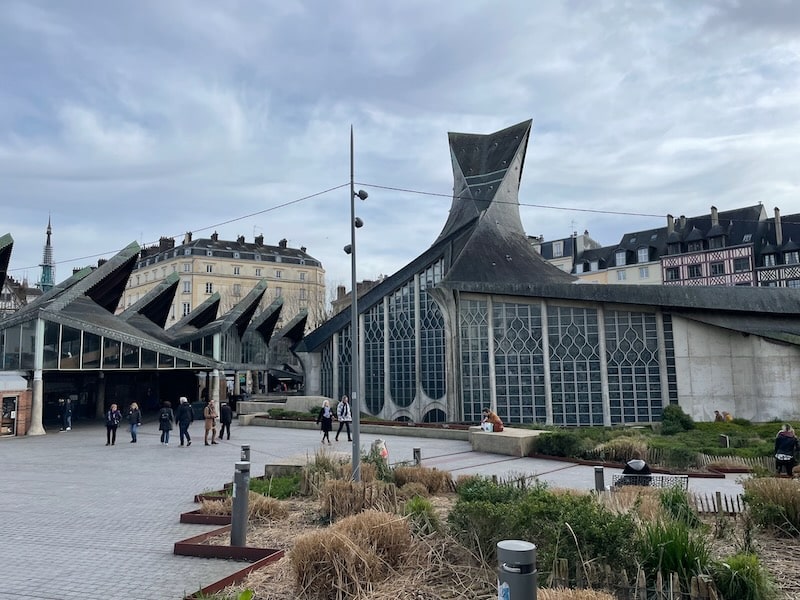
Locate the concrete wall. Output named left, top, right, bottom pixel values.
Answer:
left=673, top=316, right=800, bottom=422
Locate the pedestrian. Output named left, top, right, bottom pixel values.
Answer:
left=714, top=410, right=724, bottom=422
left=774, top=423, right=799, bottom=476
left=203, top=400, right=218, bottom=445
left=335, top=395, right=353, bottom=442
left=158, top=400, right=174, bottom=445
left=723, top=411, right=733, bottom=422
left=59, top=398, right=73, bottom=431
left=105, top=403, right=122, bottom=446
left=481, top=408, right=504, bottom=432
left=175, top=396, right=193, bottom=447
left=620, top=453, right=652, bottom=486
left=316, top=399, right=333, bottom=445
left=127, top=402, right=142, bottom=443
left=219, top=401, right=233, bottom=441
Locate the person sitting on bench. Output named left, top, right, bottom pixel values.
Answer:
left=481, top=408, right=504, bottom=432
left=619, top=453, right=652, bottom=486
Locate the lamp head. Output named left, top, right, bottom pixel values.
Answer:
left=354, top=217, right=364, bottom=228
left=355, top=189, right=368, bottom=201
left=343, top=244, right=353, bottom=255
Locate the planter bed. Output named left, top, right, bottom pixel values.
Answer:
left=179, top=509, right=232, bottom=525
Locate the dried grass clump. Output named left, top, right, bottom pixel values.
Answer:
left=594, top=436, right=648, bottom=463
left=198, top=492, right=287, bottom=522
left=320, top=479, right=398, bottom=521
left=290, top=511, right=412, bottom=599
left=398, top=481, right=429, bottom=500
left=597, top=487, right=662, bottom=522
left=393, top=465, right=452, bottom=494
left=538, top=588, right=616, bottom=600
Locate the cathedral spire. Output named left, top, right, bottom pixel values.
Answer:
left=37, top=216, right=55, bottom=292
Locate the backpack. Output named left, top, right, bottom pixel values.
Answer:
left=159, top=409, right=171, bottom=424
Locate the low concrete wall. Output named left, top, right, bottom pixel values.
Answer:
left=468, top=426, right=546, bottom=457
left=240, top=414, right=469, bottom=441
left=237, top=395, right=328, bottom=416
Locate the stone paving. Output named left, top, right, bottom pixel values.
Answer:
left=0, top=418, right=746, bottom=599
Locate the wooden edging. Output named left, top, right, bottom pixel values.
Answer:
left=179, top=509, right=232, bottom=525
left=174, top=524, right=282, bottom=562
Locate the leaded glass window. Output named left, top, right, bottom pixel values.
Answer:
left=605, top=311, right=662, bottom=424
left=364, top=303, right=384, bottom=415
left=460, top=299, right=489, bottom=423
left=320, top=341, right=333, bottom=399
left=419, top=260, right=445, bottom=400
left=388, top=281, right=415, bottom=407
left=338, top=326, right=352, bottom=401
left=493, top=302, right=546, bottom=424
left=547, top=306, right=603, bottom=425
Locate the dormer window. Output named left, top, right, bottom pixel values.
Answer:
left=637, top=248, right=649, bottom=263
left=615, top=250, right=627, bottom=267
left=667, top=242, right=681, bottom=255
left=590, top=261, right=599, bottom=272
left=764, top=254, right=777, bottom=267
left=708, top=236, right=725, bottom=250
left=553, top=240, right=564, bottom=258
left=785, top=251, right=800, bottom=265
left=687, top=241, right=703, bottom=252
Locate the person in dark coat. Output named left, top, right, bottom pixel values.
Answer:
left=175, top=396, right=193, bottom=447
left=127, top=402, right=142, bottom=443
left=219, top=402, right=233, bottom=441
left=316, top=399, right=333, bottom=445
left=619, top=454, right=652, bottom=486
left=158, top=401, right=174, bottom=446
left=774, top=423, right=799, bottom=476
left=105, top=404, right=122, bottom=446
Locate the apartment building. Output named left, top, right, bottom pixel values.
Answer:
left=121, top=232, right=326, bottom=329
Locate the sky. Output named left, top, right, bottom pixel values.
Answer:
left=2, top=0, right=800, bottom=298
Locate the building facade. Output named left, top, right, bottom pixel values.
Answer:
left=296, top=121, right=800, bottom=427
left=121, top=233, right=326, bottom=330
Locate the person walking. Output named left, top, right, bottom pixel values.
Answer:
left=219, top=401, right=233, bottom=441
left=335, top=395, right=352, bottom=442
left=775, top=423, right=799, bottom=476
left=203, top=400, right=218, bottom=446
left=59, top=398, right=73, bottom=431
left=127, top=402, right=142, bottom=443
left=316, top=399, right=333, bottom=445
left=175, top=396, right=194, bottom=447
left=158, top=400, right=174, bottom=445
left=105, top=403, right=122, bottom=446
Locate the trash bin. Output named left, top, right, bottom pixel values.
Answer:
left=497, top=539, right=537, bottom=600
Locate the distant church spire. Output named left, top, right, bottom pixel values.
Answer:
left=37, top=216, right=55, bottom=292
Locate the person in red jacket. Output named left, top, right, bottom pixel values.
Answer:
left=481, top=408, right=504, bottom=432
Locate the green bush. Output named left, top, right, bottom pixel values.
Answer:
left=637, top=518, right=711, bottom=587
left=249, top=473, right=301, bottom=499
left=531, top=431, right=589, bottom=458
left=454, top=476, right=529, bottom=504
left=659, top=486, right=702, bottom=528
left=403, top=494, right=441, bottom=536
left=743, top=477, right=800, bottom=535
left=711, top=553, right=778, bottom=600
left=661, top=404, right=695, bottom=435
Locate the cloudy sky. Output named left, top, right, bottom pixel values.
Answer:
left=2, top=0, right=799, bottom=296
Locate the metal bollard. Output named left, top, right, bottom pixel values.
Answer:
left=413, top=447, right=421, bottom=466
left=497, top=540, right=537, bottom=600
left=231, top=461, right=250, bottom=547
left=594, top=466, right=605, bottom=492
left=240, top=444, right=250, bottom=462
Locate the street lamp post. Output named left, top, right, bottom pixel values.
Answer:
left=346, top=125, right=368, bottom=482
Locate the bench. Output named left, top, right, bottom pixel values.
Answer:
left=611, top=473, right=689, bottom=490
left=468, top=426, right=546, bottom=457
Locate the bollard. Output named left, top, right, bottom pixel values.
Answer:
left=594, top=466, right=605, bottom=492
left=240, top=444, right=250, bottom=462
left=413, top=447, right=421, bottom=466
left=231, top=461, right=250, bottom=547
left=497, top=539, right=537, bottom=599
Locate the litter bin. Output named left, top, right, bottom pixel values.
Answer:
left=497, top=539, right=537, bottom=600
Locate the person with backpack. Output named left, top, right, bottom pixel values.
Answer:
left=175, top=396, right=194, bottom=447
left=158, top=400, right=174, bottom=445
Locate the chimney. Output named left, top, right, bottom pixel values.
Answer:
left=775, top=207, right=783, bottom=246
left=237, top=235, right=245, bottom=244
left=711, top=206, right=718, bottom=227
left=679, top=215, right=686, bottom=230
left=667, top=214, right=674, bottom=235
left=278, top=238, right=288, bottom=249
left=97, top=258, right=107, bottom=267
left=300, top=246, right=307, bottom=253
left=184, top=232, right=192, bottom=244
left=210, top=231, right=219, bottom=242
left=337, top=285, right=346, bottom=300
left=254, top=234, right=264, bottom=246
left=159, top=236, right=174, bottom=251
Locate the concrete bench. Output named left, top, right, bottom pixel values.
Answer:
left=468, top=426, right=546, bottom=457
left=612, top=473, right=689, bottom=490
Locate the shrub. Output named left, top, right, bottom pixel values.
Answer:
left=532, top=431, right=588, bottom=458
left=637, top=518, right=711, bottom=587
left=397, top=481, right=429, bottom=500
left=393, top=465, right=451, bottom=494
left=659, top=446, right=700, bottom=470
left=249, top=473, right=301, bottom=499
left=454, top=475, right=529, bottom=504
left=661, top=404, right=695, bottom=435
left=743, top=477, right=800, bottom=535
left=362, top=442, right=394, bottom=483
left=198, top=492, right=288, bottom=522
left=594, top=436, right=648, bottom=463
left=711, top=553, right=778, bottom=600
left=658, top=486, right=702, bottom=528
left=319, top=479, right=398, bottom=521
left=403, top=494, right=441, bottom=536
